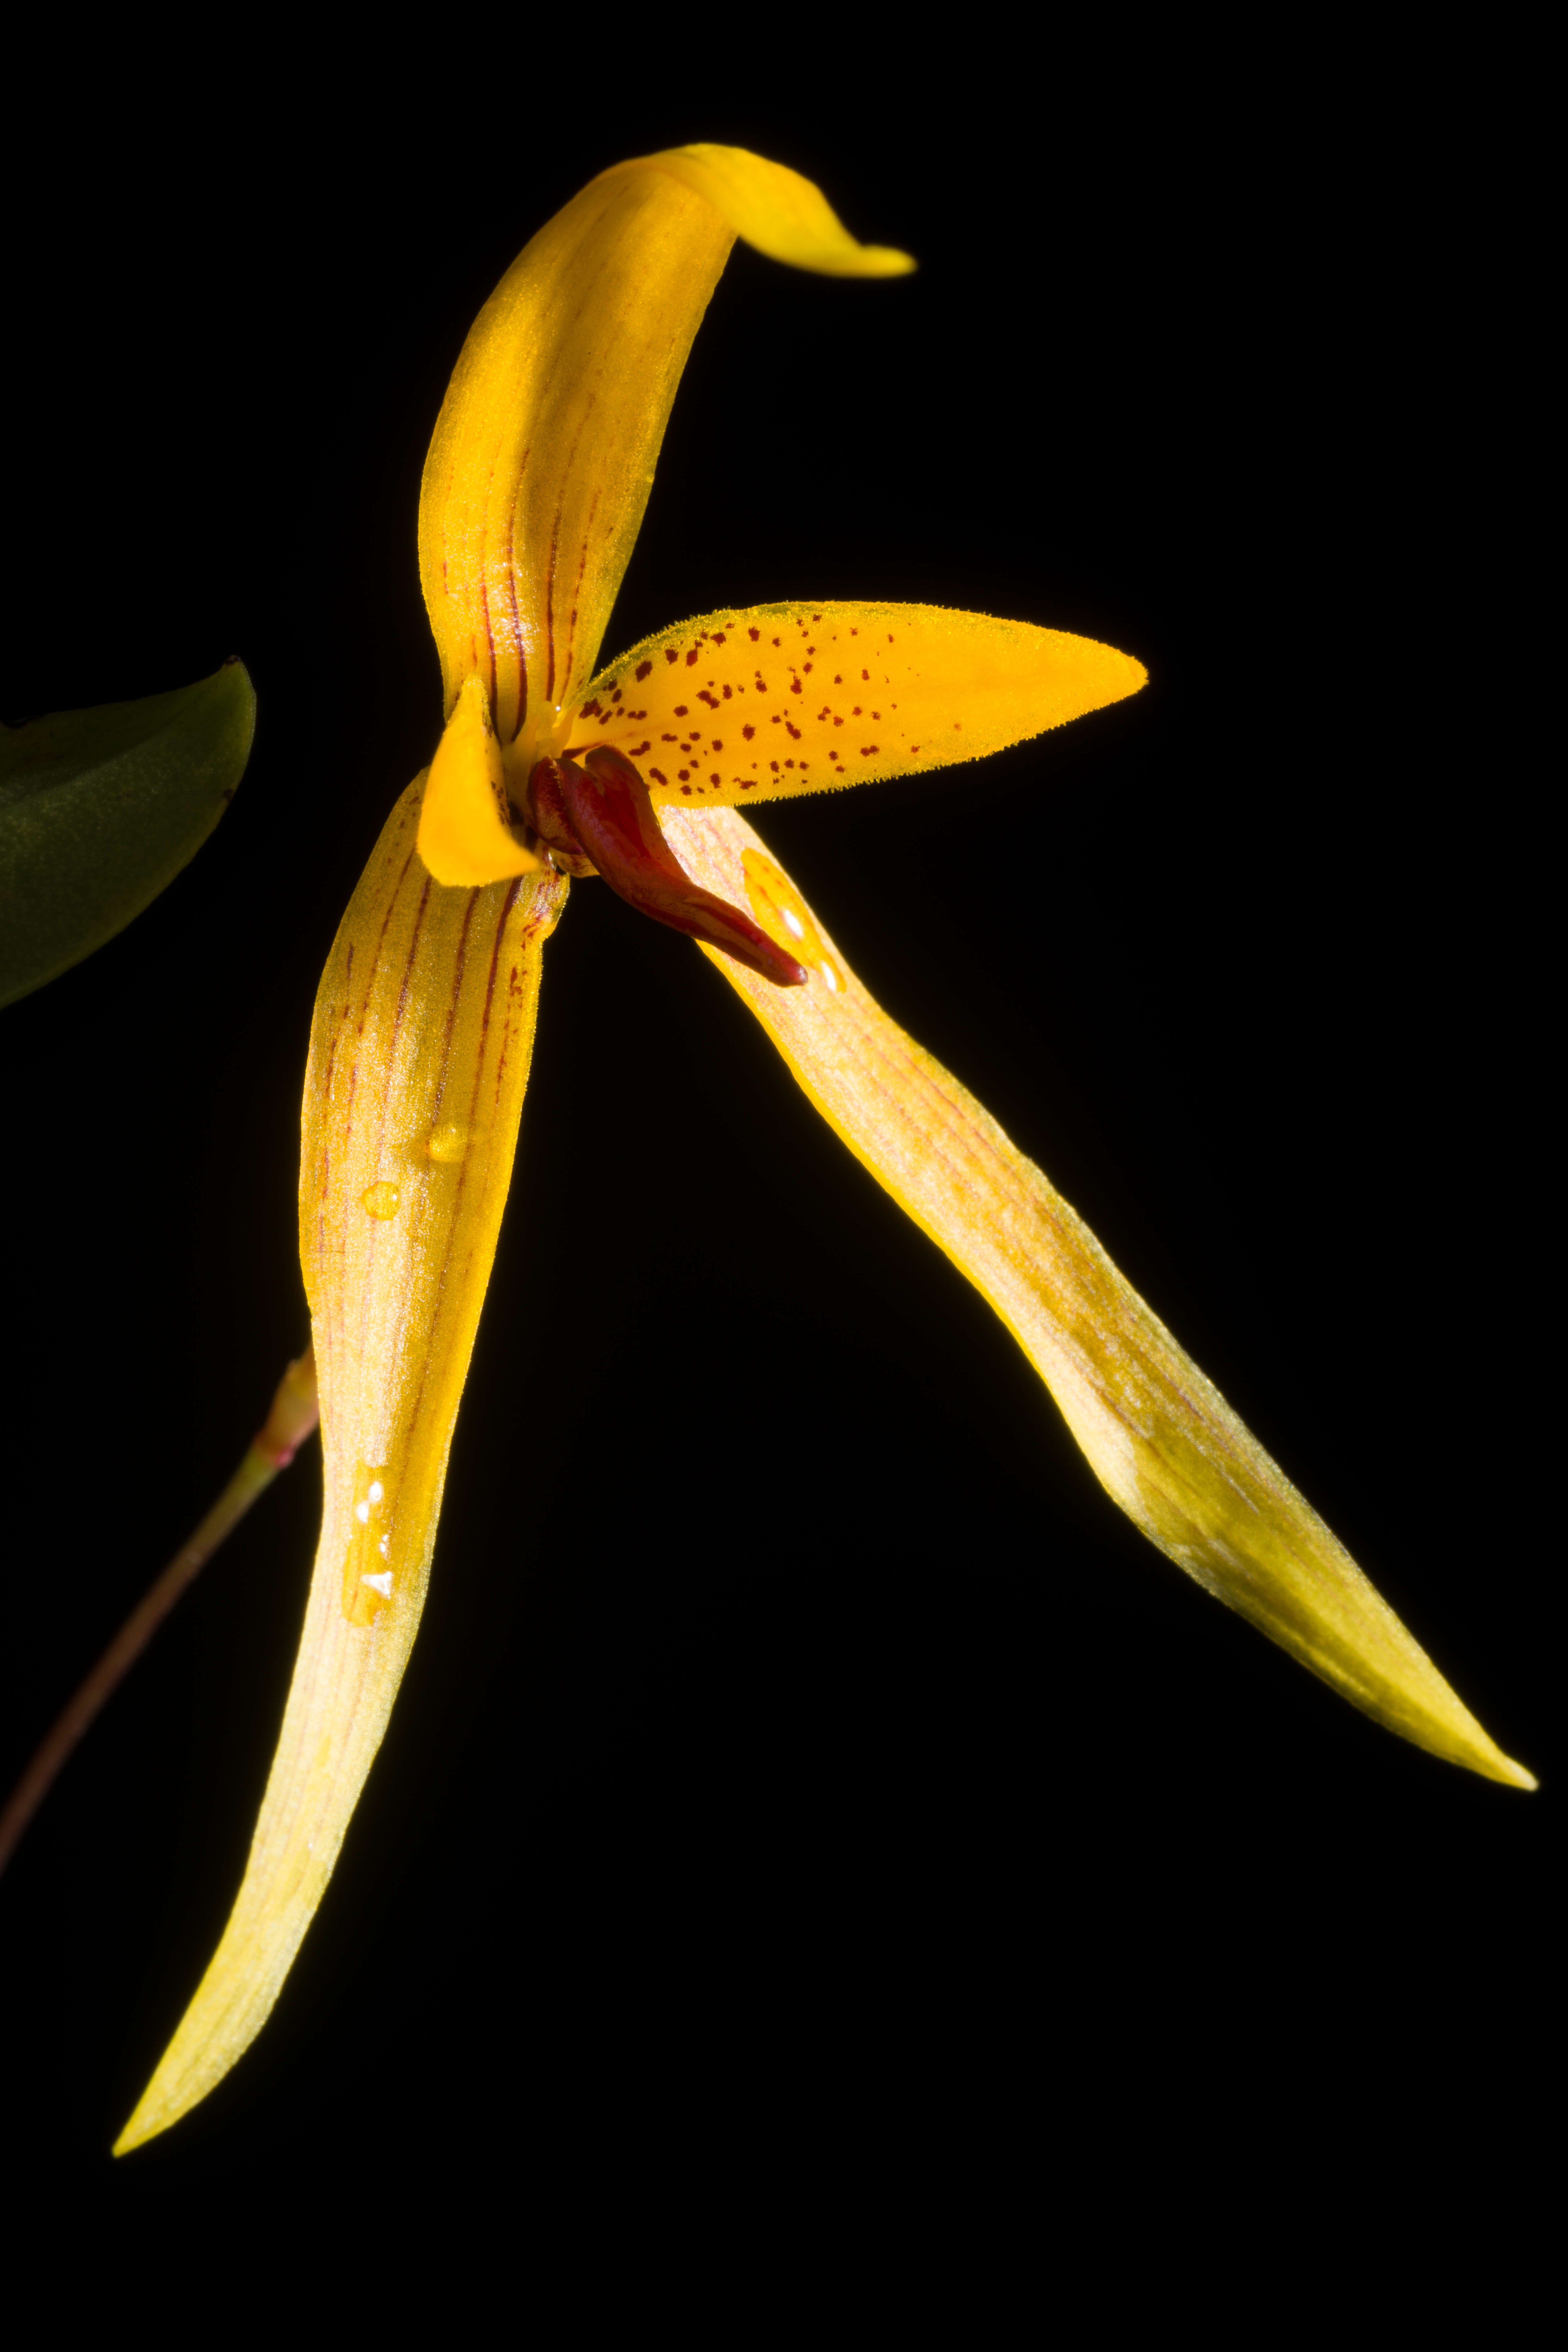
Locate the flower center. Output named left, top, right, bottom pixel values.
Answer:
left=523, top=746, right=806, bottom=987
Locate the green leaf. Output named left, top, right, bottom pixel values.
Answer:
left=0, top=662, right=256, bottom=1009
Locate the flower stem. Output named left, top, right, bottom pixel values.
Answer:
left=0, top=1348, right=319, bottom=1880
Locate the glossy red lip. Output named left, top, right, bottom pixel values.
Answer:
left=527, top=745, right=807, bottom=987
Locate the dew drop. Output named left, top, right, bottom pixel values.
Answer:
left=426, top=1122, right=468, bottom=1164
left=361, top=1180, right=400, bottom=1219
left=741, top=847, right=839, bottom=991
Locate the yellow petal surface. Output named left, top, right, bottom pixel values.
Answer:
left=418, top=147, right=914, bottom=776
left=115, top=781, right=567, bottom=2154
left=663, top=803, right=1535, bottom=1791
left=573, top=603, right=1146, bottom=808
left=418, top=675, right=541, bottom=886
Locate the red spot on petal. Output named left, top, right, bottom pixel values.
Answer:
left=685, top=649, right=699, bottom=666
left=665, top=648, right=680, bottom=664
left=674, top=704, right=688, bottom=716
left=748, top=627, right=760, bottom=641
left=742, top=724, right=755, bottom=740
left=635, top=660, right=653, bottom=681
left=649, top=767, right=668, bottom=784
left=709, top=772, right=720, bottom=784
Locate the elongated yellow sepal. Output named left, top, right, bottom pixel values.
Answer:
left=574, top=602, right=1146, bottom=807
left=418, top=675, right=541, bottom=885
left=665, top=803, right=1535, bottom=1790
left=114, top=782, right=567, bottom=2153
left=419, top=147, right=913, bottom=771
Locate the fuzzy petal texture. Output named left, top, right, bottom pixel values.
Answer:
left=574, top=601, right=1145, bottom=807
left=664, top=803, right=1534, bottom=1790
left=115, top=782, right=567, bottom=2153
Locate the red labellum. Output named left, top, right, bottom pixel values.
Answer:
left=527, top=747, right=807, bottom=986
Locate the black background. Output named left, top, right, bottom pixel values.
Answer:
left=0, top=46, right=1550, bottom=2292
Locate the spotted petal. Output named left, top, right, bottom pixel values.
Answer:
left=574, top=601, right=1145, bottom=808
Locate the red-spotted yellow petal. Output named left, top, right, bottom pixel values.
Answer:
left=573, top=602, right=1145, bottom=808
left=114, top=782, right=567, bottom=2154
left=663, top=802, right=1535, bottom=1791
left=417, top=147, right=913, bottom=791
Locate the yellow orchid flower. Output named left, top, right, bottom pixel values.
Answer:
left=113, top=143, right=1533, bottom=2157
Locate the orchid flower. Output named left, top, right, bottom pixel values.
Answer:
left=114, top=143, right=1532, bottom=2156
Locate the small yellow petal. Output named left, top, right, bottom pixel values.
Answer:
left=114, top=783, right=567, bottom=2154
left=417, top=676, right=540, bottom=886
left=663, top=802, right=1535, bottom=1792
left=575, top=602, right=1145, bottom=809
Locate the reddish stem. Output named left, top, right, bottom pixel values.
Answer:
left=0, top=1350, right=319, bottom=1880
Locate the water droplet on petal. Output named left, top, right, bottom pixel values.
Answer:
left=361, top=1180, right=400, bottom=1218
left=342, top=1461, right=395, bottom=1622
left=740, top=847, right=840, bottom=991
left=426, top=1123, right=468, bottom=1164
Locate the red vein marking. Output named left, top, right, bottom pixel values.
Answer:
left=393, top=880, right=532, bottom=1466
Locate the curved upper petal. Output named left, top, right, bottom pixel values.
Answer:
left=573, top=601, right=1146, bottom=807
left=417, top=147, right=914, bottom=774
